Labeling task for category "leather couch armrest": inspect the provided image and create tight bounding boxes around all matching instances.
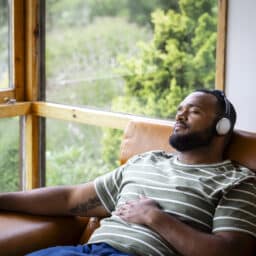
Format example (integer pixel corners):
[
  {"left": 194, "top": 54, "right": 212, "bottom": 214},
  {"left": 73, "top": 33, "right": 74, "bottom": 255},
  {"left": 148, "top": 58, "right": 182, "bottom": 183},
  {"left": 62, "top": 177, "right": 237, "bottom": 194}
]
[
  {"left": 0, "top": 212, "right": 88, "bottom": 256},
  {"left": 79, "top": 217, "right": 100, "bottom": 244}
]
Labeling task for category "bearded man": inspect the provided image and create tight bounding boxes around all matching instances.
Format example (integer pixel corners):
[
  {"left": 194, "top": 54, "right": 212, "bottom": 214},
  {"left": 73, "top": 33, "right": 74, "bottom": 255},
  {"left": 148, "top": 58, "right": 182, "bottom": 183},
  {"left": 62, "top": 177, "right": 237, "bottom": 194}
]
[{"left": 0, "top": 90, "right": 255, "bottom": 256}]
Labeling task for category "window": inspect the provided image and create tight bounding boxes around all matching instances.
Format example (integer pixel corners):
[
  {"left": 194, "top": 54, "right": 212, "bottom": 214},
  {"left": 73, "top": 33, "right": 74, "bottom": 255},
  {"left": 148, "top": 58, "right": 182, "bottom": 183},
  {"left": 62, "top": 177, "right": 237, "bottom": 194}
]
[
  {"left": 0, "top": 1, "right": 23, "bottom": 191},
  {"left": 0, "top": 0, "right": 25, "bottom": 104},
  {"left": 46, "top": 120, "right": 121, "bottom": 185},
  {"left": 46, "top": 0, "right": 219, "bottom": 120},
  {"left": 0, "top": 118, "right": 19, "bottom": 192},
  {"left": 0, "top": 0, "right": 10, "bottom": 89},
  {"left": 0, "top": 0, "right": 228, "bottom": 190},
  {"left": 45, "top": 0, "right": 222, "bottom": 186}
]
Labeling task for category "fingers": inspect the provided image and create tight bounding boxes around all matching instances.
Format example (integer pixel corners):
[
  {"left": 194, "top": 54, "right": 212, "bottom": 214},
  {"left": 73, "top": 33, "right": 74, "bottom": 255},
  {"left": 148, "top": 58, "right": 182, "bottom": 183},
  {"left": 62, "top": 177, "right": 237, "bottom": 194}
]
[
  {"left": 126, "top": 194, "right": 148, "bottom": 204},
  {"left": 113, "top": 202, "right": 130, "bottom": 215},
  {"left": 113, "top": 195, "right": 151, "bottom": 216}
]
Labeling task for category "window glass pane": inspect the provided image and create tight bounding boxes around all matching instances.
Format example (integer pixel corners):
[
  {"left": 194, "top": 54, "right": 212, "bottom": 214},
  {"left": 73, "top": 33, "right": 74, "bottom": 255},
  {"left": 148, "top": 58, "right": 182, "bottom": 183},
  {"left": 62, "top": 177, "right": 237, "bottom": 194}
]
[
  {"left": 0, "top": 0, "right": 10, "bottom": 89},
  {"left": 46, "top": 0, "right": 217, "bottom": 120},
  {"left": 46, "top": 120, "right": 120, "bottom": 186},
  {"left": 46, "top": 0, "right": 217, "bottom": 118},
  {"left": 46, "top": 1, "right": 218, "bottom": 182},
  {"left": 0, "top": 118, "right": 20, "bottom": 192}
]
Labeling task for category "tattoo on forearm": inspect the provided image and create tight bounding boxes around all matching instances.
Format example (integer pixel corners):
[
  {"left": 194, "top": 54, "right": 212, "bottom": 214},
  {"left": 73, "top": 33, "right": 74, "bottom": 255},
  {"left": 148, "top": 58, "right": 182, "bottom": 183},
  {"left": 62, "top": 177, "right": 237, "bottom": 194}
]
[{"left": 69, "top": 196, "right": 101, "bottom": 215}]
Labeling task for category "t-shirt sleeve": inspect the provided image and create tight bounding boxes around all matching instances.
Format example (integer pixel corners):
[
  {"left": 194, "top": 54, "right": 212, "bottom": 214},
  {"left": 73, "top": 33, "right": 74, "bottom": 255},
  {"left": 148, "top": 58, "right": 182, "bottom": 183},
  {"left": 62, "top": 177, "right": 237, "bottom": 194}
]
[
  {"left": 93, "top": 153, "right": 148, "bottom": 213},
  {"left": 94, "top": 165, "right": 123, "bottom": 213},
  {"left": 213, "top": 178, "right": 256, "bottom": 238}
]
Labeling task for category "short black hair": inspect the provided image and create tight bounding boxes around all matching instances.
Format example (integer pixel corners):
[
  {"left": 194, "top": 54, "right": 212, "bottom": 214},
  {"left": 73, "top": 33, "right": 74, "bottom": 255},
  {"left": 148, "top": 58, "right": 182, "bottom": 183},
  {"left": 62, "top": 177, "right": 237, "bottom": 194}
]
[{"left": 196, "top": 89, "right": 237, "bottom": 132}]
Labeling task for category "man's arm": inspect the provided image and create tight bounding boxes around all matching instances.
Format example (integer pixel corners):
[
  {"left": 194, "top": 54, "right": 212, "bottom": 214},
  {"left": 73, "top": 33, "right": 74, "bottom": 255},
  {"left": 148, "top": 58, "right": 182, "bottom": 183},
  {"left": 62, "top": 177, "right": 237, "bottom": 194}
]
[
  {"left": 0, "top": 182, "right": 109, "bottom": 218},
  {"left": 114, "top": 196, "right": 255, "bottom": 256}
]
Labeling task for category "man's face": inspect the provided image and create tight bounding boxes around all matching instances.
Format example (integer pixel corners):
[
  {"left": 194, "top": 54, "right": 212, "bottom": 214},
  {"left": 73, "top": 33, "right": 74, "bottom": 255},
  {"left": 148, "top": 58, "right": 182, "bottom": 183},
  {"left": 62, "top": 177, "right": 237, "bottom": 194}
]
[{"left": 169, "top": 92, "right": 219, "bottom": 151}]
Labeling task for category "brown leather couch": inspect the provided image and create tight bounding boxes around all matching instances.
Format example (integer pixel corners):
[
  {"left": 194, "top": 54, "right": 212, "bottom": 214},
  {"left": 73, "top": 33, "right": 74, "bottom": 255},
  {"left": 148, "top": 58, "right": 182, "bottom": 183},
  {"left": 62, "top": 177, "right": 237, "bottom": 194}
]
[{"left": 0, "top": 120, "right": 255, "bottom": 256}]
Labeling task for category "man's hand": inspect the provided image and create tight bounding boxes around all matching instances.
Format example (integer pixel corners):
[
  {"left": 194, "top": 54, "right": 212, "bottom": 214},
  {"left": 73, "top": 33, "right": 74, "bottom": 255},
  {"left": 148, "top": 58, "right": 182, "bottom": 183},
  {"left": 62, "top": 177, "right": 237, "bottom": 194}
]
[{"left": 113, "top": 195, "right": 161, "bottom": 226}]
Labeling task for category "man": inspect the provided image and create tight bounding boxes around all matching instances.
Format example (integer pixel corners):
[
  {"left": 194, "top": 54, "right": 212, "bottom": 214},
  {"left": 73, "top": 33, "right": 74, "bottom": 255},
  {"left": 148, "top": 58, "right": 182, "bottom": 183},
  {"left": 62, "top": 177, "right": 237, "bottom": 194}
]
[{"left": 0, "top": 90, "right": 255, "bottom": 256}]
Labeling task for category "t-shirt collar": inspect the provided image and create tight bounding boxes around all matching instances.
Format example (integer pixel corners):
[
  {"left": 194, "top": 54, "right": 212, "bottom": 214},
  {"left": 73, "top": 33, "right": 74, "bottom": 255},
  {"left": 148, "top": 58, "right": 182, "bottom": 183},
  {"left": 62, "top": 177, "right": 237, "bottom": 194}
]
[{"left": 173, "top": 155, "right": 231, "bottom": 168}]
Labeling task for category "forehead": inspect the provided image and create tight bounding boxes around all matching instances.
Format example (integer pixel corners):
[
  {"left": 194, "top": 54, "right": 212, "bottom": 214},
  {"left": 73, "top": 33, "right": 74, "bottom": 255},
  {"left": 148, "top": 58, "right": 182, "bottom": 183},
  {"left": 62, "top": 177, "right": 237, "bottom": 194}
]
[{"left": 180, "top": 92, "right": 218, "bottom": 110}]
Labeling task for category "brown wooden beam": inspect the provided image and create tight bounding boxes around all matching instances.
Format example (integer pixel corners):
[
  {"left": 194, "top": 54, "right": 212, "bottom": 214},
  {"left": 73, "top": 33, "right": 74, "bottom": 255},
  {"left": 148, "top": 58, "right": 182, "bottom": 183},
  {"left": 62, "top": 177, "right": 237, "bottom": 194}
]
[
  {"left": 32, "top": 102, "right": 174, "bottom": 130},
  {"left": 215, "top": 0, "right": 228, "bottom": 91},
  {"left": 23, "top": 0, "right": 40, "bottom": 190}
]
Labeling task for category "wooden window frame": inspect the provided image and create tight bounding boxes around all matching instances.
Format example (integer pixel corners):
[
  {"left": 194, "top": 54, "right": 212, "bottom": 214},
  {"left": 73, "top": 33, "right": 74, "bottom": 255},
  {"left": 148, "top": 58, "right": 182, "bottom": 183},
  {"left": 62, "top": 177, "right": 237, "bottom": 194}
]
[
  {"left": 0, "top": 0, "right": 24, "bottom": 103},
  {"left": 0, "top": 0, "right": 228, "bottom": 190},
  {"left": 215, "top": 0, "right": 228, "bottom": 90}
]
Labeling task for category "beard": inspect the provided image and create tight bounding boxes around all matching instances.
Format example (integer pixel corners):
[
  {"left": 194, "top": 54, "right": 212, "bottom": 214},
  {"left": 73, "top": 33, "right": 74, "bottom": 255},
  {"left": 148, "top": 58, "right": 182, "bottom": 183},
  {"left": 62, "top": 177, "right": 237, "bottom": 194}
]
[{"left": 169, "top": 124, "right": 216, "bottom": 152}]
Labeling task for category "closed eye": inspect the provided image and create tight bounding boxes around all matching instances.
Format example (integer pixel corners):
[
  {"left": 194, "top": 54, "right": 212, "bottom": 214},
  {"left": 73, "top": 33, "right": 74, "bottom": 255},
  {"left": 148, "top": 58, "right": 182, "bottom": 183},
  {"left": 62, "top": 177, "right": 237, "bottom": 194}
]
[{"left": 189, "top": 108, "right": 201, "bottom": 114}]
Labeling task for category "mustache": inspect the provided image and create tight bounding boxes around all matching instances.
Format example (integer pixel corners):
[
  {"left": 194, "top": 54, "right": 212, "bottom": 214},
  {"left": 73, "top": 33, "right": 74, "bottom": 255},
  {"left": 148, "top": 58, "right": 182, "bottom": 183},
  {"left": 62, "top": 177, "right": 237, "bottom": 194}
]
[{"left": 174, "top": 121, "right": 189, "bottom": 129}]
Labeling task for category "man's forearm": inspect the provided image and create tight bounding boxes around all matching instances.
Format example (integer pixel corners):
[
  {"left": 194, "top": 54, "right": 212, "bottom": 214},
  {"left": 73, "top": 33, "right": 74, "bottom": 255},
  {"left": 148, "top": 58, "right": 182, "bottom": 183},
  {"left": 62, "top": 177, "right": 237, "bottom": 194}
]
[
  {"left": 0, "top": 186, "right": 78, "bottom": 216},
  {"left": 0, "top": 182, "right": 108, "bottom": 217}
]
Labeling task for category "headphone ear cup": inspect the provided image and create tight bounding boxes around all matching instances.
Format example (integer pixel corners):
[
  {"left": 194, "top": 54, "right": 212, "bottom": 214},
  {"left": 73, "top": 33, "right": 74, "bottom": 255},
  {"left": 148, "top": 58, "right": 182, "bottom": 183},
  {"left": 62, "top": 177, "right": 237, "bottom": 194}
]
[{"left": 216, "top": 117, "right": 231, "bottom": 135}]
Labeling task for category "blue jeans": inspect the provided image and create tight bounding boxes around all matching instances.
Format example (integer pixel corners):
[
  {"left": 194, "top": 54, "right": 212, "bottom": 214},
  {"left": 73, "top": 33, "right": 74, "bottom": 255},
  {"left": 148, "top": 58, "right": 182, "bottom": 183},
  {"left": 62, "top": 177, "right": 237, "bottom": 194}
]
[{"left": 26, "top": 242, "right": 133, "bottom": 256}]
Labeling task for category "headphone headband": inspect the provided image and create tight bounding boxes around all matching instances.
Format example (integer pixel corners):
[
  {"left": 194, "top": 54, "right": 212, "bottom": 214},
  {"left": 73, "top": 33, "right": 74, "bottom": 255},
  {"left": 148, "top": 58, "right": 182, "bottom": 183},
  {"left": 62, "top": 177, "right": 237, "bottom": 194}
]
[{"left": 217, "top": 90, "right": 231, "bottom": 119}]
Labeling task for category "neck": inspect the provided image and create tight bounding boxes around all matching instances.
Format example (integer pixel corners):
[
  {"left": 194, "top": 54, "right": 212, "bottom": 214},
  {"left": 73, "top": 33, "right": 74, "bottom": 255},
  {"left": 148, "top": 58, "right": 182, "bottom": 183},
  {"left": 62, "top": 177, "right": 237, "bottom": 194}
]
[{"left": 176, "top": 147, "right": 224, "bottom": 165}]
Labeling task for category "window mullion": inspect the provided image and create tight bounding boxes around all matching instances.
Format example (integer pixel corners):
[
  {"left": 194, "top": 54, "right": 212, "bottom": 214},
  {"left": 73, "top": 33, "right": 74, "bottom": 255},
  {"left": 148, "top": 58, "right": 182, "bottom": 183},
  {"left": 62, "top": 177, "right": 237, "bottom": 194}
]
[{"left": 21, "top": 0, "right": 44, "bottom": 190}]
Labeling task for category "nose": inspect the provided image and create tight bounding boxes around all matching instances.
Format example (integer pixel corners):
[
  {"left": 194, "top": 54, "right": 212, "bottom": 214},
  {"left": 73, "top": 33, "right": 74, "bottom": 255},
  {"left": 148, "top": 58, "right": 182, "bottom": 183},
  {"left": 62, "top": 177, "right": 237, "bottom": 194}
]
[{"left": 175, "top": 109, "right": 187, "bottom": 122}]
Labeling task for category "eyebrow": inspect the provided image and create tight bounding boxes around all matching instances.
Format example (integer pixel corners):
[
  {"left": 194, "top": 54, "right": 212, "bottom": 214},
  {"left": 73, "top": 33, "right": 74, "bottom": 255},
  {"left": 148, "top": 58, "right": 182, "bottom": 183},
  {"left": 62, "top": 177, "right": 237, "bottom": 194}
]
[{"left": 178, "top": 103, "right": 203, "bottom": 110}]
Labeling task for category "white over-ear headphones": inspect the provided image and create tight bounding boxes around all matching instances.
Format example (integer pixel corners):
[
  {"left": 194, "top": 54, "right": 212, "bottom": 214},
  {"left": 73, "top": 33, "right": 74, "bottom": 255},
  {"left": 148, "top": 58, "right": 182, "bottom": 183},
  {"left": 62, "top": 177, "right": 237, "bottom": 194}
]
[
  {"left": 216, "top": 117, "right": 231, "bottom": 135},
  {"left": 215, "top": 92, "right": 232, "bottom": 135}
]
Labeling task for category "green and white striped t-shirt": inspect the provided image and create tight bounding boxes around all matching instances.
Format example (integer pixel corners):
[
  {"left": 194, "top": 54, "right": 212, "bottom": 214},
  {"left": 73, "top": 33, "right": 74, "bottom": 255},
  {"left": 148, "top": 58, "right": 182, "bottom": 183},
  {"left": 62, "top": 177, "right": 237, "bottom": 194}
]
[{"left": 88, "top": 151, "right": 256, "bottom": 256}]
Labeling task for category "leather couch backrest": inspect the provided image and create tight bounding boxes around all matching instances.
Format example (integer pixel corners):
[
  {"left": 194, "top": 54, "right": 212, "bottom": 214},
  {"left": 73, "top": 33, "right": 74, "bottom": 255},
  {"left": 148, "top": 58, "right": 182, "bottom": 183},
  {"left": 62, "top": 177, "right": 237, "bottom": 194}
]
[{"left": 120, "top": 120, "right": 175, "bottom": 165}]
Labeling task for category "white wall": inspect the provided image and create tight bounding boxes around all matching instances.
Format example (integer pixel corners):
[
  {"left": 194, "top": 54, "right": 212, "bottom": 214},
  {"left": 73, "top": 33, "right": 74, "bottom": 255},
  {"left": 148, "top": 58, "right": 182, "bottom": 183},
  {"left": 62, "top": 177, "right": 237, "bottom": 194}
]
[{"left": 225, "top": 0, "right": 256, "bottom": 132}]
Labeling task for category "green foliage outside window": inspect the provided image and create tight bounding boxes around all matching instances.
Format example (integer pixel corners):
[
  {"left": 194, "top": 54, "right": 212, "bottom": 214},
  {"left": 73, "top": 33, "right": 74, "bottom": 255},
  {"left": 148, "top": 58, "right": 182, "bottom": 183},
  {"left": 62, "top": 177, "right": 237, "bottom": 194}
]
[
  {"left": 115, "top": 0, "right": 217, "bottom": 119},
  {"left": 102, "top": 0, "right": 217, "bottom": 169},
  {"left": 87, "top": 0, "right": 179, "bottom": 26},
  {"left": 0, "top": 119, "right": 19, "bottom": 192}
]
